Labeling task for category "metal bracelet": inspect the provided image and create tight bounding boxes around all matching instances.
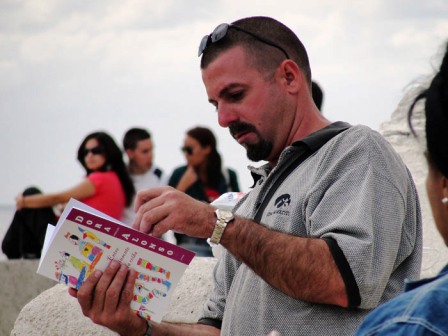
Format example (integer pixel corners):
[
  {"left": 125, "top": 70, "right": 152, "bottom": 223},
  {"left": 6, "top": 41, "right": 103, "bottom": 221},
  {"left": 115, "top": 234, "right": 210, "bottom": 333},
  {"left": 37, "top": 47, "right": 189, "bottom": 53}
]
[{"left": 143, "top": 320, "right": 153, "bottom": 336}]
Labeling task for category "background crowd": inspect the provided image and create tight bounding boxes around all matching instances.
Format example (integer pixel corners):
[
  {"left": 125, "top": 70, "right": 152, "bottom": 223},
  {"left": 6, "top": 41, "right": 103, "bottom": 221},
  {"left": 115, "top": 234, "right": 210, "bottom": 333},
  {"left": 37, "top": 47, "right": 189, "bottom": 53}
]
[{"left": 2, "top": 125, "right": 240, "bottom": 259}]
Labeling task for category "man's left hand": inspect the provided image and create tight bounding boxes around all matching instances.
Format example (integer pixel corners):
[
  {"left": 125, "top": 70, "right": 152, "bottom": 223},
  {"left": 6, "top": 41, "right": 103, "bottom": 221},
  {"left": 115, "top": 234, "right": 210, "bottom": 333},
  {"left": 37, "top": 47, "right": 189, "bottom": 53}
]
[{"left": 68, "top": 260, "right": 147, "bottom": 336}]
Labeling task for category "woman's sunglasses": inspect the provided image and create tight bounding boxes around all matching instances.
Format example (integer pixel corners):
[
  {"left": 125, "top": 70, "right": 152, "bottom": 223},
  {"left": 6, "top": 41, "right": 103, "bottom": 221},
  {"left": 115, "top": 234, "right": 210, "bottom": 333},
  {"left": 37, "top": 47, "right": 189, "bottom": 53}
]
[
  {"left": 83, "top": 146, "right": 104, "bottom": 157},
  {"left": 181, "top": 146, "right": 194, "bottom": 155}
]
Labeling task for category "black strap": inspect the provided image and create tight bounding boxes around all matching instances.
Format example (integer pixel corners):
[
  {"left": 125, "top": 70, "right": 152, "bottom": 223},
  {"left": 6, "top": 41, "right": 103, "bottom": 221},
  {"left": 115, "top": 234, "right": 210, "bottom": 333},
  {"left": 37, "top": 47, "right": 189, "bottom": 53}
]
[{"left": 253, "top": 122, "right": 351, "bottom": 223}]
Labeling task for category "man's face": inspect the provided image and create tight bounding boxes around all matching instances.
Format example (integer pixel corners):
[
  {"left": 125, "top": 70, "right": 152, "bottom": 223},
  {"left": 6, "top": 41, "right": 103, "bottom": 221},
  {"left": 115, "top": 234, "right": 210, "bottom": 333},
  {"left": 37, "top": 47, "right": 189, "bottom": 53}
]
[
  {"left": 201, "top": 46, "right": 290, "bottom": 163},
  {"left": 127, "top": 138, "right": 153, "bottom": 173}
]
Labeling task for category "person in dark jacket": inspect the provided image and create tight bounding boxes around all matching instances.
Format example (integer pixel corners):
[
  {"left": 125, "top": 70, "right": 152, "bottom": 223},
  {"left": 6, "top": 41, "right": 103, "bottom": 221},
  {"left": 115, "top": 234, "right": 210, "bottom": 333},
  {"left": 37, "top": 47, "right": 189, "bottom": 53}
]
[{"left": 169, "top": 126, "right": 240, "bottom": 256}]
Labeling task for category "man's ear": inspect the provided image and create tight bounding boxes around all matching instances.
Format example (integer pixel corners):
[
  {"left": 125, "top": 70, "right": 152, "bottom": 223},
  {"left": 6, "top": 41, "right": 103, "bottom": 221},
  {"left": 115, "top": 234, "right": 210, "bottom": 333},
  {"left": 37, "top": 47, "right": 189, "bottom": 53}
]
[
  {"left": 125, "top": 149, "right": 134, "bottom": 160},
  {"left": 280, "top": 60, "right": 303, "bottom": 93}
]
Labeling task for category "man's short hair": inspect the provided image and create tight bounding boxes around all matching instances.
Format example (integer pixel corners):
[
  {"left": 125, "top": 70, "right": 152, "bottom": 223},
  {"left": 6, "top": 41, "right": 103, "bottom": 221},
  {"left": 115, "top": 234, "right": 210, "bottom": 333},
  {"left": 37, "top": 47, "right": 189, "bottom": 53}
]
[
  {"left": 123, "top": 128, "right": 151, "bottom": 150},
  {"left": 200, "top": 16, "right": 312, "bottom": 86}
]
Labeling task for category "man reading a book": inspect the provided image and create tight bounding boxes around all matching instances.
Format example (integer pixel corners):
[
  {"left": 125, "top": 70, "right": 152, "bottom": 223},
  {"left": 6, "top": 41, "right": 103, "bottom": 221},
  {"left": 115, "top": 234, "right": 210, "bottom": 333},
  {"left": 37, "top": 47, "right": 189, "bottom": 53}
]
[{"left": 69, "top": 16, "right": 422, "bottom": 336}]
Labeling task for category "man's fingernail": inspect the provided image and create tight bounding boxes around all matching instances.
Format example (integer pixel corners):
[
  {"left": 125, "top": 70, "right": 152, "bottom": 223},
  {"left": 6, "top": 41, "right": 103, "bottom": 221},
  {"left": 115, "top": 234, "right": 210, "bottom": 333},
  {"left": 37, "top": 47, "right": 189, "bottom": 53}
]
[{"left": 109, "top": 260, "right": 119, "bottom": 269}]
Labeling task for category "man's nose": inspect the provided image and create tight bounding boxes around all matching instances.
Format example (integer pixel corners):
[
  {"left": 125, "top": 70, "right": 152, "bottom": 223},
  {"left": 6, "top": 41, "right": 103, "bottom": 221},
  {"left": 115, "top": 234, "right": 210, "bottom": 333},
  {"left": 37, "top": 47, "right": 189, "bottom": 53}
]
[{"left": 217, "top": 105, "right": 239, "bottom": 128}]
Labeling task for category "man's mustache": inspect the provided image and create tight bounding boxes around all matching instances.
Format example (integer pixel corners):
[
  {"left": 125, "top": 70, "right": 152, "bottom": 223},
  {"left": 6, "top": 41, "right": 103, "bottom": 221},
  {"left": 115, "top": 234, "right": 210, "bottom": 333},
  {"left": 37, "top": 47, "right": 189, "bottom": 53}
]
[{"left": 229, "top": 122, "right": 257, "bottom": 139}]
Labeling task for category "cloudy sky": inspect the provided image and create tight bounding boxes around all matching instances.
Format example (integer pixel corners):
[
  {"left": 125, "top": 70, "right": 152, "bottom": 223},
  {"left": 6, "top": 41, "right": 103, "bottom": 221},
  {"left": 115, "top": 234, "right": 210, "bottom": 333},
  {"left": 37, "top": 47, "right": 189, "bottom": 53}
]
[{"left": 0, "top": 0, "right": 447, "bottom": 206}]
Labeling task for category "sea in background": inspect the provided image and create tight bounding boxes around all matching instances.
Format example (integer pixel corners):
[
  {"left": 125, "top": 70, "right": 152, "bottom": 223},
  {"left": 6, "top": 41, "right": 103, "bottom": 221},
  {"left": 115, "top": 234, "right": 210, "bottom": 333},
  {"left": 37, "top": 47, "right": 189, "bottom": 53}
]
[{"left": 0, "top": 205, "right": 15, "bottom": 261}]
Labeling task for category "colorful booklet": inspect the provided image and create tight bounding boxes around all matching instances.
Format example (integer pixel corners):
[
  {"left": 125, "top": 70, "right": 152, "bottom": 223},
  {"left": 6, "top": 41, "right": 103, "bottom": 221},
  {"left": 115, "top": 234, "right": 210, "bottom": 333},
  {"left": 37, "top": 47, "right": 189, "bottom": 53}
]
[{"left": 37, "top": 198, "right": 195, "bottom": 323}]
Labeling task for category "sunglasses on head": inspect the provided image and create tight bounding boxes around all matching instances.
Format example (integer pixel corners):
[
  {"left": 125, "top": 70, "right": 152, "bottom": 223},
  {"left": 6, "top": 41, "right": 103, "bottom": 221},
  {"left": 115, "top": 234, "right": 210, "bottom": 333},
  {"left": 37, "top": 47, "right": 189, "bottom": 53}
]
[
  {"left": 181, "top": 146, "right": 194, "bottom": 155},
  {"left": 198, "top": 23, "right": 290, "bottom": 59},
  {"left": 83, "top": 146, "right": 104, "bottom": 157}
]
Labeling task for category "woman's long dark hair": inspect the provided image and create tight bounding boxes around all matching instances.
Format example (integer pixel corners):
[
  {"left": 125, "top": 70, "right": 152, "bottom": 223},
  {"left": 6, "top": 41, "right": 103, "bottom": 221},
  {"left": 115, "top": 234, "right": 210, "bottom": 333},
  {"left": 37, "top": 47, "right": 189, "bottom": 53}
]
[
  {"left": 77, "top": 131, "right": 135, "bottom": 206},
  {"left": 408, "top": 43, "right": 448, "bottom": 179},
  {"left": 187, "top": 127, "right": 222, "bottom": 188}
]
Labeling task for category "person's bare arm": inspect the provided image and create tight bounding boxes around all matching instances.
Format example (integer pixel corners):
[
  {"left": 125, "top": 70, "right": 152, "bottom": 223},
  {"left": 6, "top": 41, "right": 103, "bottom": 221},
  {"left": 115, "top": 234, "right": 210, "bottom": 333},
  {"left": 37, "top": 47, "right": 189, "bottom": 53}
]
[
  {"left": 133, "top": 187, "right": 348, "bottom": 307},
  {"left": 16, "top": 178, "right": 95, "bottom": 210},
  {"left": 69, "top": 260, "right": 219, "bottom": 336},
  {"left": 222, "top": 216, "right": 348, "bottom": 307},
  {"left": 174, "top": 166, "right": 198, "bottom": 192},
  {"left": 151, "top": 322, "right": 220, "bottom": 336}
]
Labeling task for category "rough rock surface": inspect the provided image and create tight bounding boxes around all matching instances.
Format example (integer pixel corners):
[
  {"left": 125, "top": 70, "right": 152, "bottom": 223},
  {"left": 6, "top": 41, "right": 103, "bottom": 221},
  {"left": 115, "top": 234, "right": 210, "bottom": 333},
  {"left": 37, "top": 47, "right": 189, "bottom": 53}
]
[
  {"left": 10, "top": 257, "right": 217, "bottom": 336},
  {"left": 0, "top": 260, "right": 54, "bottom": 336},
  {"left": 379, "top": 85, "right": 448, "bottom": 278}
]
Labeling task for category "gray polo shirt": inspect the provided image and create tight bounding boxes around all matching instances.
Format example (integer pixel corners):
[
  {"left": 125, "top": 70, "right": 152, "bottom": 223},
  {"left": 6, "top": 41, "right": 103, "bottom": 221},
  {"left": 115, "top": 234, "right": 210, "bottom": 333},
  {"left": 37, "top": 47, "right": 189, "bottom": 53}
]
[{"left": 199, "top": 124, "right": 422, "bottom": 336}]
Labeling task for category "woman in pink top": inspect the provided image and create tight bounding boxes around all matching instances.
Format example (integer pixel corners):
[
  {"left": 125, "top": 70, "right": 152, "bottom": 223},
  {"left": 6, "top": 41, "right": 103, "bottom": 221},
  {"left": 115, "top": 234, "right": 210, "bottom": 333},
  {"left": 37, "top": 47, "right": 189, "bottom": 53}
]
[
  {"left": 2, "top": 131, "right": 135, "bottom": 259},
  {"left": 75, "top": 131, "right": 134, "bottom": 218}
]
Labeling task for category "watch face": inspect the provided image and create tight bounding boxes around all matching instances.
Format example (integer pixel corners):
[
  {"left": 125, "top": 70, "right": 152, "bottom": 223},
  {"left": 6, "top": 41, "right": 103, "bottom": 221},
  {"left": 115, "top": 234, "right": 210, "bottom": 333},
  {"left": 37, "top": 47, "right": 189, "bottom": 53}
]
[{"left": 218, "top": 210, "right": 234, "bottom": 221}]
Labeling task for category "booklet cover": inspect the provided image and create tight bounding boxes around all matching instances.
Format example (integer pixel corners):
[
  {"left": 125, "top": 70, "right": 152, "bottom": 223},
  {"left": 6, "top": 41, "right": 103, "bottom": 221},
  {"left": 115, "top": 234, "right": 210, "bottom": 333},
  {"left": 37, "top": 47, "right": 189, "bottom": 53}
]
[{"left": 37, "top": 198, "right": 195, "bottom": 323}]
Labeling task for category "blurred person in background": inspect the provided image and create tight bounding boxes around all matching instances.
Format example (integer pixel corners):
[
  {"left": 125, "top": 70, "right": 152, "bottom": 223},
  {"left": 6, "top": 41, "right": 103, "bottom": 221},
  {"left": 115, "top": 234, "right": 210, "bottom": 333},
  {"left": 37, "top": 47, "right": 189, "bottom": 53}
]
[
  {"left": 312, "top": 80, "right": 324, "bottom": 111},
  {"left": 168, "top": 126, "right": 240, "bottom": 256},
  {"left": 1, "top": 131, "right": 134, "bottom": 259},
  {"left": 121, "top": 127, "right": 175, "bottom": 243}
]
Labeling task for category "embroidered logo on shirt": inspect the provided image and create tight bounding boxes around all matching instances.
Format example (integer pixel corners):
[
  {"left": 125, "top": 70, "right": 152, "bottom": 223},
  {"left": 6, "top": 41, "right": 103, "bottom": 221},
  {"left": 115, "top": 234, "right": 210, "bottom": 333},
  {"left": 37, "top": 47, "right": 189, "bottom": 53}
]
[
  {"left": 275, "top": 194, "right": 291, "bottom": 208},
  {"left": 266, "top": 193, "right": 291, "bottom": 217}
]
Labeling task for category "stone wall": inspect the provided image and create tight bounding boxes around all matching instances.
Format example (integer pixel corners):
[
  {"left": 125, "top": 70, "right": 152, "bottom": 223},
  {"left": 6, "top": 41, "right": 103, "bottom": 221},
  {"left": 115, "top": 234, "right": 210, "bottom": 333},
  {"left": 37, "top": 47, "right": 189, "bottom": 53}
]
[
  {"left": 379, "top": 86, "right": 448, "bottom": 278},
  {"left": 10, "top": 257, "right": 217, "bottom": 336},
  {"left": 0, "top": 260, "right": 54, "bottom": 336}
]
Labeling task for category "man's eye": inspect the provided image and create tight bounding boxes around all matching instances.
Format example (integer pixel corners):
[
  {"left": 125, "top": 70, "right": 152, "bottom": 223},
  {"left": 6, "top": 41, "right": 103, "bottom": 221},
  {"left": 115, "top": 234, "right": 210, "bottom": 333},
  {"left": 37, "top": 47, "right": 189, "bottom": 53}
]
[{"left": 229, "top": 91, "right": 244, "bottom": 101}]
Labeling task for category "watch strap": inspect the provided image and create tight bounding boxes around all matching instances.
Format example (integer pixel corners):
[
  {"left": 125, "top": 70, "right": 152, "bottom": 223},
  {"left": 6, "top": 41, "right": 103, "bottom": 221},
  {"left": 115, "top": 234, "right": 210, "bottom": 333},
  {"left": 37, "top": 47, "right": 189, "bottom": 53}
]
[
  {"left": 143, "top": 320, "right": 153, "bottom": 336},
  {"left": 209, "top": 209, "right": 234, "bottom": 245}
]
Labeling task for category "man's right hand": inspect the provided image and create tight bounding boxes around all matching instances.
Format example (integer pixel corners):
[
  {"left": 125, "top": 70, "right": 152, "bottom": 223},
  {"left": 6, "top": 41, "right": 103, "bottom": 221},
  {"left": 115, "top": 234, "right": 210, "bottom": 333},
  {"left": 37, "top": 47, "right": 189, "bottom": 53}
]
[{"left": 132, "top": 187, "right": 216, "bottom": 240}]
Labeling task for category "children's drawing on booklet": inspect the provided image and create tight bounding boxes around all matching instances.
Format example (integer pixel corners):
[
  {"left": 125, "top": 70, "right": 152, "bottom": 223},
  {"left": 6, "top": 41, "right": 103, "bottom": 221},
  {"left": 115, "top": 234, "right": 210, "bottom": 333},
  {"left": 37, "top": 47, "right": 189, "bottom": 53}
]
[
  {"left": 37, "top": 199, "right": 195, "bottom": 323},
  {"left": 134, "top": 257, "right": 172, "bottom": 320},
  {"left": 54, "top": 225, "right": 110, "bottom": 287},
  {"left": 51, "top": 224, "right": 178, "bottom": 321}
]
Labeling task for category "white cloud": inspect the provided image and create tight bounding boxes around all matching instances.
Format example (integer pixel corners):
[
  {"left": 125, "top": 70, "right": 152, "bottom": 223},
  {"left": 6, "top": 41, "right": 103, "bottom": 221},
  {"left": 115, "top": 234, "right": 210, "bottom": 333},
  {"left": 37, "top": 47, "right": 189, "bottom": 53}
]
[{"left": 0, "top": 0, "right": 447, "bottom": 205}]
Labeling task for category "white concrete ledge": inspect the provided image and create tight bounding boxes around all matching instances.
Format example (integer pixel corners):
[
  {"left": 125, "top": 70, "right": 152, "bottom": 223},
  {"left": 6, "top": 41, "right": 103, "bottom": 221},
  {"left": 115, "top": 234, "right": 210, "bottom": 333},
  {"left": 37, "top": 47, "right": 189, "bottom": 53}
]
[
  {"left": 11, "top": 257, "right": 217, "bottom": 336},
  {"left": 0, "top": 260, "right": 55, "bottom": 336}
]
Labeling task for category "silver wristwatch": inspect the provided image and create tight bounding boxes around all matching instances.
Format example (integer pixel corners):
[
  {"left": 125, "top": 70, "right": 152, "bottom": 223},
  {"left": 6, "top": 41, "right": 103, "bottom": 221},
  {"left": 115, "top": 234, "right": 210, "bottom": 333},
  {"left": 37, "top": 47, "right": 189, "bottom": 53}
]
[{"left": 209, "top": 209, "right": 234, "bottom": 245}]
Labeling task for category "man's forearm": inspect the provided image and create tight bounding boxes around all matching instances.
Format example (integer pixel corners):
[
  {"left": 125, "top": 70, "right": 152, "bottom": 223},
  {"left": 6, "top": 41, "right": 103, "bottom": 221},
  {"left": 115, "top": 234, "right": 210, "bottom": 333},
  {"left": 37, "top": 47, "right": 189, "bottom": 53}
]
[
  {"left": 152, "top": 322, "right": 220, "bottom": 336},
  {"left": 220, "top": 217, "right": 349, "bottom": 307}
]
